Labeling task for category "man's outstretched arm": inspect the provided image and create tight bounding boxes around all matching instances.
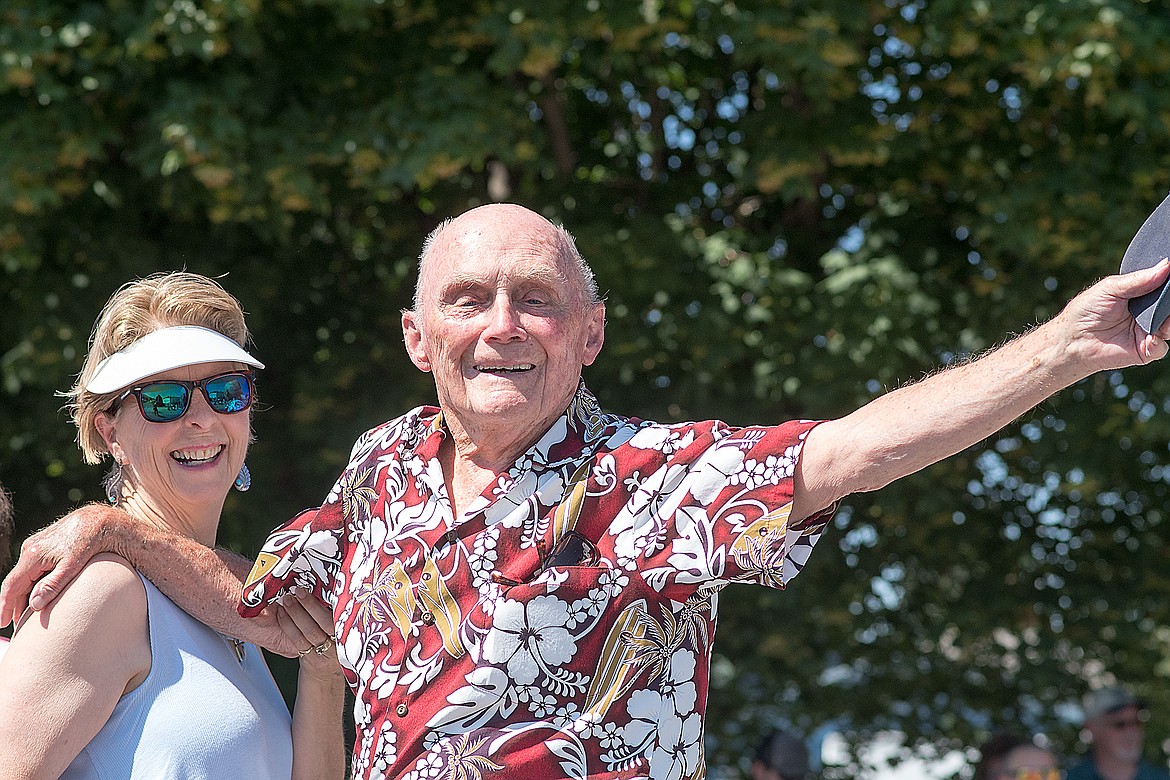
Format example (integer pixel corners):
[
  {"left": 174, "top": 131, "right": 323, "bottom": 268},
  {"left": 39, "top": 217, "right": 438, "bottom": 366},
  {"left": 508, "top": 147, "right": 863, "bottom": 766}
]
[
  {"left": 0, "top": 503, "right": 298, "bottom": 657},
  {"left": 792, "top": 261, "right": 1170, "bottom": 521}
]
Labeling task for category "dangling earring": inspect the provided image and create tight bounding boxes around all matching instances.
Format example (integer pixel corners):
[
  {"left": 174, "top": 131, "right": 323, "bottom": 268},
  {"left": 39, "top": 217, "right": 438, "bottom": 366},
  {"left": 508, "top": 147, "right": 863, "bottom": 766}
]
[
  {"left": 234, "top": 462, "right": 251, "bottom": 492},
  {"left": 104, "top": 462, "right": 124, "bottom": 504}
]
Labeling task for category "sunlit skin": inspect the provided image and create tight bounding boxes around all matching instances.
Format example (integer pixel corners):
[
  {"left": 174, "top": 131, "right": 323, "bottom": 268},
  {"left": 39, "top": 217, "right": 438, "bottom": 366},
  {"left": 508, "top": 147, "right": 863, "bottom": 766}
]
[
  {"left": 402, "top": 204, "right": 605, "bottom": 514},
  {"left": 94, "top": 360, "right": 251, "bottom": 546},
  {"left": 3, "top": 211, "right": 1170, "bottom": 780}
]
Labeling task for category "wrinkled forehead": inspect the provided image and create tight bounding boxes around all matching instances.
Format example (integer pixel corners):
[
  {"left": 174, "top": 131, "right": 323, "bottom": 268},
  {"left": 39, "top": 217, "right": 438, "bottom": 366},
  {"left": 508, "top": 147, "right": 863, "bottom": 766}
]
[
  {"left": 435, "top": 262, "right": 573, "bottom": 296},
  {"left": 421, "top": 225, "right": 582, "bottom": 300}
]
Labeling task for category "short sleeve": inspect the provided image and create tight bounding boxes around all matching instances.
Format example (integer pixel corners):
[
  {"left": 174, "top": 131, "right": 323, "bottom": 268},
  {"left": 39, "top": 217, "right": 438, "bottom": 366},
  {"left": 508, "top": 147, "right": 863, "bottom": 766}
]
[
  {"left": 697, "top": 419, "right": 836, "bottom": 589},
  {"left": 607, "top": 418, "right": 835, "bottom": 595},
  {"left": 238, "top": 501, "right": 346, "bottom": 617}
]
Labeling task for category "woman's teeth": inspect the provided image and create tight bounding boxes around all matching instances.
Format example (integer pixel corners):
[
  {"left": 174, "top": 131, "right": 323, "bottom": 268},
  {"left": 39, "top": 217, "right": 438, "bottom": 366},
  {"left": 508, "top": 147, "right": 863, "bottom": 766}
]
[{"left": 171, "top": 445, "right": 224, "bottom": 464}]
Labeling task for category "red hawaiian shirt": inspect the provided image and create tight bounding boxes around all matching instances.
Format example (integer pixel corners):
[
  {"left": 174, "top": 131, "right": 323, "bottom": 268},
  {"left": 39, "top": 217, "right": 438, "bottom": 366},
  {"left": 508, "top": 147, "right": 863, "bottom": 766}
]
[{"left": 240, "top": 384, "right": 833, "bottom": 780}]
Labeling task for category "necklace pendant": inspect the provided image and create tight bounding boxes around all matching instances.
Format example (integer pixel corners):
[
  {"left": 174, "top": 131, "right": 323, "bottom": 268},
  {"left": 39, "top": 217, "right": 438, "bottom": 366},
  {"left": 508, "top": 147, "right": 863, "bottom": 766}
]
[{"left": 222, "top": 634, "right": 246, "bottom": 664}]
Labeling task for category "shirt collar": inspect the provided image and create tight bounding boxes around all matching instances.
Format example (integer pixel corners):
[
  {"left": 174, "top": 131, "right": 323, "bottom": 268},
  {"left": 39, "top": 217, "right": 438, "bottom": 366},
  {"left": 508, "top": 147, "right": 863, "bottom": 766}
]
[{"left": 413, "top": 382, "right": 609, "bottom": 518}]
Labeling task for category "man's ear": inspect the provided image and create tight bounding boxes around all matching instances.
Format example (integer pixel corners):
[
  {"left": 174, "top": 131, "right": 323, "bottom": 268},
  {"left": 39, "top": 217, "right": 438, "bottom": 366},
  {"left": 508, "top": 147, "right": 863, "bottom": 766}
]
[
  {"left": 401, "top": 310, "right": 433, "bottom": 373},
  {"left": 94, "top": 411, "right": 126, "bottom": 464},
  {"left": 581, "top": 303, "right": 606, "bottom": 367}
]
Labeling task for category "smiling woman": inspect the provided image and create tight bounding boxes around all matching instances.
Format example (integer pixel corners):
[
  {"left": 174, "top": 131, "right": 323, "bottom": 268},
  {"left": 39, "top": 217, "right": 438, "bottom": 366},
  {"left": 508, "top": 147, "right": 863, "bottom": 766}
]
[{"left": 0, "top": 273, "right": 345, "bottom": 779}]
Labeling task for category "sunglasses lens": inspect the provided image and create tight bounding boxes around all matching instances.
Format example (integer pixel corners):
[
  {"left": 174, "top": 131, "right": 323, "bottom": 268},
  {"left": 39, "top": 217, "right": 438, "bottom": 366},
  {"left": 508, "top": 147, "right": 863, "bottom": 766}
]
[
  {"left": 137, "top": 382, "right": 191, "bottom": 422},
  {"left": 205, "top": 373, "right": 252, "bottom": 414}
]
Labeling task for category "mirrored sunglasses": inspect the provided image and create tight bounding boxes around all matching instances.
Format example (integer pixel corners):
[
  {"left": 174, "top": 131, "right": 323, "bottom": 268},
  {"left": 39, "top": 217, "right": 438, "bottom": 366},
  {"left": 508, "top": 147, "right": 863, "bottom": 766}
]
[{"left": 118, "top": 371, "right": 255, "bottom": 423}]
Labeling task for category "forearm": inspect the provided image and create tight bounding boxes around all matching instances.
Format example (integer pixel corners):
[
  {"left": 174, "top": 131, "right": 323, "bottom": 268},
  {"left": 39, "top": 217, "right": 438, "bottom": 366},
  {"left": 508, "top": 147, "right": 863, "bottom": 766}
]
[
  {"left": 797, "top": 315, "right": 1089, "bottom": 515},
  {"left": 103, "top": 518, "right": 296, "bottom": 655},
  {"left": 291, "top": 663, "right": 348, "bottom": 780}
]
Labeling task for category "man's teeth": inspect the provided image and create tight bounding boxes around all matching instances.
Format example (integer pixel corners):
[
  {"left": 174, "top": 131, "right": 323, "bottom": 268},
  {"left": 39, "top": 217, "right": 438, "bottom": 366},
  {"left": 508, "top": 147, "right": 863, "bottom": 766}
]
[
  {"left": 172, "top": 445, "right": 224, "bottom": 464},
  {"left": 477, "top": 364, "right": 534, "bottom": 372}
]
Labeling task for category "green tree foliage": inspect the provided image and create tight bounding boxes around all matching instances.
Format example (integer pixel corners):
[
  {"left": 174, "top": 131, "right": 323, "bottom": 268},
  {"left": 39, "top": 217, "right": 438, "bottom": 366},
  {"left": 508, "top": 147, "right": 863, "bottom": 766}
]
[{"left": 4, "top": 0, "right": 1170, "bottom": 776}]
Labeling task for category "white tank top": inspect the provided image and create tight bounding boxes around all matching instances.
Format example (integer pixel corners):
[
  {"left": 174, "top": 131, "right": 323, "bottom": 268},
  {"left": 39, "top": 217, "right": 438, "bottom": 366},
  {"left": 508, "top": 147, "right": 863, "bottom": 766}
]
[{"left": 60, "top": 574, "right": 293, "bottom": 779}]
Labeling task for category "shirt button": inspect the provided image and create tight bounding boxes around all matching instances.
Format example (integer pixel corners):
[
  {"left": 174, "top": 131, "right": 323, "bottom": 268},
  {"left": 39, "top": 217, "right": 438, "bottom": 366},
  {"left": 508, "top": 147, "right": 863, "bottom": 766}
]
[
  {"left": 420, "top": 610, "right": 436, "bottom": 625},
  {"left": 396, "top": 703, "right": 409, "bottom": 718}
]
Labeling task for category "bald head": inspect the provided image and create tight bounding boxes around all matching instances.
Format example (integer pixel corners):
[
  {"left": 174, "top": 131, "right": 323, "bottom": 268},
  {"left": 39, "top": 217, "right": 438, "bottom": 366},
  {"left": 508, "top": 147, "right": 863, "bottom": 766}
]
[{"left": 413, "top": 204, "right": 600, "bottom": 312}]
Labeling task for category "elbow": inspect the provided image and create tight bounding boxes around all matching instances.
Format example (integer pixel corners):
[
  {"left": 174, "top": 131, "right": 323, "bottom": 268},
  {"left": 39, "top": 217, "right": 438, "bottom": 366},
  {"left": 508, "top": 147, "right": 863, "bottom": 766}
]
[{"left": 824, "top": 449, "right": 907, "bottom": 501}]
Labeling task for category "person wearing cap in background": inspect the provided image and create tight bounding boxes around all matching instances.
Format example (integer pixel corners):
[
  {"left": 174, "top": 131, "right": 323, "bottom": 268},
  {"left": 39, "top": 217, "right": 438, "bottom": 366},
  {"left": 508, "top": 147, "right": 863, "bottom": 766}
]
[
  {"left": 1067, "top": 685, "right": 1170, "bottom": 780},
  {"left": 753, "top": 729, "right": 813, "bottom": 780},
  {"left": 0, "top": 273, "right": 346, "bottom": 778}
]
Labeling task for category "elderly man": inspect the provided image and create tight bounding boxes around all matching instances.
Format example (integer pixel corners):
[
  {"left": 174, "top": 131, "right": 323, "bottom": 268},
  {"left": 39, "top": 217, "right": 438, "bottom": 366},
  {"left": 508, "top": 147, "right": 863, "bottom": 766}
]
[
  {"left": 3, "top": 203, "right": 1170, "bottom": 780},
  {"left": 1068, "top": 686, "right": 1170, "bottom": 780}
]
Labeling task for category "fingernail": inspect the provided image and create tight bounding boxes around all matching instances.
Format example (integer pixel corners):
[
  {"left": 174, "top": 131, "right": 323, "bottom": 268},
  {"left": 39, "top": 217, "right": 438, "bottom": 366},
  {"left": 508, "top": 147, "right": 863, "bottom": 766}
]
[{"left": 29, "top": 594, "right": 44, "bottom": 611}]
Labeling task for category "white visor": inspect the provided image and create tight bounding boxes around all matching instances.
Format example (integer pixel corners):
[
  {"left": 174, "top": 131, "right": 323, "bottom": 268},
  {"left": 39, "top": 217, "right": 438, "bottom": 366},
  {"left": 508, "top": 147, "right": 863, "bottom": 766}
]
[{"left": 85, "top": 325, "right": 265, "bottom": 395}]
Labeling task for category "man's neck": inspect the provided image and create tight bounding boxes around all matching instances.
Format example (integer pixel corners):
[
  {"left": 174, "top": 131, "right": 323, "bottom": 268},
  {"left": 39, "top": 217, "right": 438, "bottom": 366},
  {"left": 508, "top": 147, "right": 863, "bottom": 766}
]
[
  {"left": 440, "top": 443, "right": 501, "bottom": 521},
  {"left": 442, "top": 400, "right": 563, "bottom": 465},
  {"left": 439, "top": 418, "right": 550, "bottom": 521},
  {"left": 435, "top": 391, "right": 582, "bottom": 518}
]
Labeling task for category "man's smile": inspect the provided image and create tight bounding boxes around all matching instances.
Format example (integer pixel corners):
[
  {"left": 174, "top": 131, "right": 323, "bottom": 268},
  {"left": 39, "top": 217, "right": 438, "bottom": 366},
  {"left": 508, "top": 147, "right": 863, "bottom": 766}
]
[{"left": 473, "top": 363, "right": 536, "bottom": 374}]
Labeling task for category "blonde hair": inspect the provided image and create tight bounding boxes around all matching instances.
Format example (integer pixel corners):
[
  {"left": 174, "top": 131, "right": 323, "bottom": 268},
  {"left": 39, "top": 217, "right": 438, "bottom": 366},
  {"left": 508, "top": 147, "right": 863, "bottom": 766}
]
[{"left": 65, "top": 273, "right": 251, "bottom": 464}]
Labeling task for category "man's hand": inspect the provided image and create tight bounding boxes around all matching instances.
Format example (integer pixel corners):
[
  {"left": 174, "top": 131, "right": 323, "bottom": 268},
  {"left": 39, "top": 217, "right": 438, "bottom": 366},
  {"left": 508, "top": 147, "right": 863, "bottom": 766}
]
[
  {"left": 0, "top": 503, "right": 129, "bottom": 627},
  {"left": 279, "top": 590, "right": 343, "bottom": 681},
  {"left": 794, "top": 259, "right": 1170, "bottom": 521},
  {"left": 1056, "top": 258, "right": 1170, "bottom": 372}
]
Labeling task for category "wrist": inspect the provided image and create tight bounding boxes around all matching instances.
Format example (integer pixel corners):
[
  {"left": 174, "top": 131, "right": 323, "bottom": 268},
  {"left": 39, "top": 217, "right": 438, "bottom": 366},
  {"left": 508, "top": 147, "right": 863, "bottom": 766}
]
[
  {"left": 99, "top": 506, "right": 143, "bottom": 563},
  {"left": 74, "top": 502, "right": 134, "bottom": 557},
  {"left": 298, "top": 659, "right": 346, "bottom": 686},
  {"left": 1020, "top": 316, "right": 1089, "bottom": 391}
]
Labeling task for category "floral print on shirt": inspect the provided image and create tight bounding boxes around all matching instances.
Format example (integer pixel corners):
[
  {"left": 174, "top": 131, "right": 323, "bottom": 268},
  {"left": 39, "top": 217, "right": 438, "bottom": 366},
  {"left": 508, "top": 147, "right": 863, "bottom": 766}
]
[{"left": 240, "top": 384, "right": 833, "bottom": 780}]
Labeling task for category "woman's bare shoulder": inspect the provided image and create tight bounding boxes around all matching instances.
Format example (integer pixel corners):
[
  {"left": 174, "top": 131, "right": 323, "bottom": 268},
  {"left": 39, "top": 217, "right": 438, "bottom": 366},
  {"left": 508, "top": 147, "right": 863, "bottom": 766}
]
[{"left": 15, "top": 552, "right": 147, "bottom": 641}]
